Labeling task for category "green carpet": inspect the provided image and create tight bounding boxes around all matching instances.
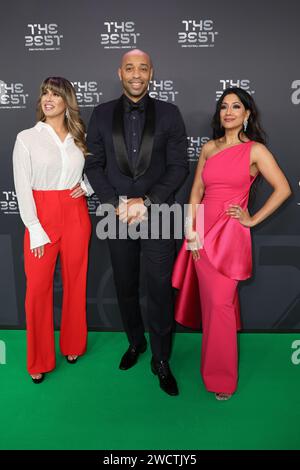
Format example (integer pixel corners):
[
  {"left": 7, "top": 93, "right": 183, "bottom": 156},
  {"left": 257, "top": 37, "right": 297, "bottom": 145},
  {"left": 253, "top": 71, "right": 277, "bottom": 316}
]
[{"left": 0, "top": 331, "right": 300, "bottom": 450}]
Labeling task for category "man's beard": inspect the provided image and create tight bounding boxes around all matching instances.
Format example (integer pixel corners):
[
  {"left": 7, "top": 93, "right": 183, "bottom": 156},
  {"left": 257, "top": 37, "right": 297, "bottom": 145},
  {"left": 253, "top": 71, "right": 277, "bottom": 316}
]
[{"left": 123, "top": 82, "right": 148, "bottom": 100}]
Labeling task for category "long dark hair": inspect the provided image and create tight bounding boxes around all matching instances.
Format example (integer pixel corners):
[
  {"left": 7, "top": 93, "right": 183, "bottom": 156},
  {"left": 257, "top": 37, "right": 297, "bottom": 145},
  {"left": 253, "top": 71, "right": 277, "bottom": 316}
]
[{"left": 211, "top": 87, "right": 267, "bottom": 204}]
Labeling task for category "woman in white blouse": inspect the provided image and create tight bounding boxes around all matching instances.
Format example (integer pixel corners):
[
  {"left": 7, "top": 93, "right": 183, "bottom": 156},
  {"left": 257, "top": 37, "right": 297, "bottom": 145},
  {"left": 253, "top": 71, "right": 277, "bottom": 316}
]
[{"left": 13, "top": 77, "right": 92, "bottom": 383}]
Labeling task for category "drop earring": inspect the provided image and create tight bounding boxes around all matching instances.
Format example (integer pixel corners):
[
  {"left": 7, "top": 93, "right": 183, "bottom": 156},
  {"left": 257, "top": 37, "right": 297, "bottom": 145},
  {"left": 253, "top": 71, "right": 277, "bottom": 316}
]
[
  {"left": 65, "top": 108, "right": 70, "bottom": 119},
  {"left": 243, "top": 119, "right": 248, "bottom": 132}
]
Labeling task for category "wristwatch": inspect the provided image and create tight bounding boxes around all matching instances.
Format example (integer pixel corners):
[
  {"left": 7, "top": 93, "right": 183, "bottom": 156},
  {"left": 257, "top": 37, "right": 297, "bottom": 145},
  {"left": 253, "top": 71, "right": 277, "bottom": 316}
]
[{"left": 143, "top": 195, "right": 152, "bottom": 208}]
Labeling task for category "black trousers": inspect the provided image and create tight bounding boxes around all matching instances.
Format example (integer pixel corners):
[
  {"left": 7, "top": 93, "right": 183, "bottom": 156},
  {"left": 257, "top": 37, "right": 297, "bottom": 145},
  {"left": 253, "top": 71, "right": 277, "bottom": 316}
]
[{"left": 107, "top": 234, "right": 175, "bottom": 361}]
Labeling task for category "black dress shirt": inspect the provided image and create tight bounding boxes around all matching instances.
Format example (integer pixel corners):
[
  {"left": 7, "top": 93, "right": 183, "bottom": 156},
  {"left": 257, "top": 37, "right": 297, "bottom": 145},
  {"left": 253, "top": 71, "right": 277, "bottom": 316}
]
[{"left": 123, "top": 94, "right": 148, "bottom": 169}]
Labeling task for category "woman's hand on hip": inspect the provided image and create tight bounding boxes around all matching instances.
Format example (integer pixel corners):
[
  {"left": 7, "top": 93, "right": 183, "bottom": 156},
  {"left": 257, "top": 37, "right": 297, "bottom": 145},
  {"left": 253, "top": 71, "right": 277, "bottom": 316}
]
[
  {"left": 226, "top": 205, "right": 254, "bottom": 227},
  {"left": 70, "top": 183, "right": 86, "bottom": 198}
]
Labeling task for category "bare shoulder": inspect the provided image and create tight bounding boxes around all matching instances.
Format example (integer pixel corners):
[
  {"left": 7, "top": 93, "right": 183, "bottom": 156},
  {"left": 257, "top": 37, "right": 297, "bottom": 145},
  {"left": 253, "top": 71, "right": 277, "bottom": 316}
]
[
  {"left": 251, "top": 141, "right": 267, "bottom": 152},
  {"left": 201, "top": 140, "right": 216, "bottom": 159},
  {"left": 251, "top": 142, "right": 272, "bottom": 162}
]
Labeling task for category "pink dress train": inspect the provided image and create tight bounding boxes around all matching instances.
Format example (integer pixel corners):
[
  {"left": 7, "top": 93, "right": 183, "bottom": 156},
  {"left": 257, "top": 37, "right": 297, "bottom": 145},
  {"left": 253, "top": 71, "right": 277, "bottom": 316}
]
[{"left": 172, "top": 141, "right": 257, "bottom": 394}]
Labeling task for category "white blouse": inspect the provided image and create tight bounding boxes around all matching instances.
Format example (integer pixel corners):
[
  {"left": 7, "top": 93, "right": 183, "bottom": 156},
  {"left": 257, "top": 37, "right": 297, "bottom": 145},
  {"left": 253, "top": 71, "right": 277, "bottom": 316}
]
[{"left": 13, "top": 121, "right": 91, "bottom": 250}]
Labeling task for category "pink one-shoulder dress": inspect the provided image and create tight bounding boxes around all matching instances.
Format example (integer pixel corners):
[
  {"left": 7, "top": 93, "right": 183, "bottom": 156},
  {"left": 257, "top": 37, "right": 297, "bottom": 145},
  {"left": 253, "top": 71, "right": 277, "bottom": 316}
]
[{"left": 172, "top": 141, "right": 258, "bottom": 394}]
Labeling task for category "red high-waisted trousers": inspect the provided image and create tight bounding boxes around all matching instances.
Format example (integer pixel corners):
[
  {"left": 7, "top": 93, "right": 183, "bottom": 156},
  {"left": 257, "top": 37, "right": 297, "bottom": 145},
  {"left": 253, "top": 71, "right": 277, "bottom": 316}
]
[{"left": 24, "top": 190, "right": 91, "bottom": 374}]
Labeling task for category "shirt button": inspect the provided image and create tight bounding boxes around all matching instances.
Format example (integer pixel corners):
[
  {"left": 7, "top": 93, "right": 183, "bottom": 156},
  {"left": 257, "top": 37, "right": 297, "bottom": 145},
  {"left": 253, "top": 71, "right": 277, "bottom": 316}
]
[
  {"left": 133, "top": 133, "right": 136, "bottom": 136},
  {"left": 133, "top": 149, "right": 137, "bottom": 152},
  {"left": 132, "top": 116, "right": 136, "bottom": 120}
]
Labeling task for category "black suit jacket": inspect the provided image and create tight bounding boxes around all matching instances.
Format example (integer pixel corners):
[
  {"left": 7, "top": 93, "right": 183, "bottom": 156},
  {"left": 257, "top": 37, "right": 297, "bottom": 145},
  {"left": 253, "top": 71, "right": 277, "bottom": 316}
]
[{"left": 84, "top": 95, "right": 189, "bottom": 205}]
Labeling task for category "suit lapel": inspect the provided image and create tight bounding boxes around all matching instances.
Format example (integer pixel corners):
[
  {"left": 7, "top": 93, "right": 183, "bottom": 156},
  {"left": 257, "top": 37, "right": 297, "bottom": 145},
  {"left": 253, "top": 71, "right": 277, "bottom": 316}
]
[
  {"left": 112, "top": 95, "right": 156, "bottom": 180},
  {"left": 112, "top": 96, "right": 134, "bottom": 178},
  {"left": 134, "top": 97, "right": 155, "bottom": 180}
]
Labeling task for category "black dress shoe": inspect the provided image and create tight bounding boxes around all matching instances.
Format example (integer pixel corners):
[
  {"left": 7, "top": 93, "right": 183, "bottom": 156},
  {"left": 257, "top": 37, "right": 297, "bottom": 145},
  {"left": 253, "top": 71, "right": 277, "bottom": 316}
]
[
  {"left": 119, "top": 342, "right": 147, "bottom": 370},
  {"left": 65, "top": 355, "right": 78, "bottom": 364},
  {"left": 151, "top": 358, "right": 179, "bottom": 396},
  {"left": 31, "top": 373, "right": 45, "bottom": 384}
]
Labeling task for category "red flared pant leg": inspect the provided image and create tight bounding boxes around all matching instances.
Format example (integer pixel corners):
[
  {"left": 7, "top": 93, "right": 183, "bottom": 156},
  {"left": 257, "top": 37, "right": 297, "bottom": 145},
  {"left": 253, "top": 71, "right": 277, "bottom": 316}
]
[
  {"left": 24, "top": 231, "right": 60, "bottom": 374},
  {"left": 194, "top": 250, "right": 239, "bottom": 394},
  {"left": 59, "top": 197, "right": 91, "bottom": 356},
  {"left": 24, "top": 191, "right": 91, "bottom": 374}
]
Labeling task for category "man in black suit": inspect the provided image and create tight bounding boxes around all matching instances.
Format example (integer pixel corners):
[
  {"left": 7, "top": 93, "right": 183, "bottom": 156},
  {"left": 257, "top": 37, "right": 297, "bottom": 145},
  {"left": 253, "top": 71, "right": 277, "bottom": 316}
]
[{"left": 84, "top": 49, "right": 188, "bottom": 396}]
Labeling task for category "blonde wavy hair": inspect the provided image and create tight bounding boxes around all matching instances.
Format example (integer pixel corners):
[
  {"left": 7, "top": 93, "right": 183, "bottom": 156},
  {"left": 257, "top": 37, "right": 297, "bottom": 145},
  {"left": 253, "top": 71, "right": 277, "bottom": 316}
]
[{"left": 36, "top": 77, "right": 88, "bottom": 155}]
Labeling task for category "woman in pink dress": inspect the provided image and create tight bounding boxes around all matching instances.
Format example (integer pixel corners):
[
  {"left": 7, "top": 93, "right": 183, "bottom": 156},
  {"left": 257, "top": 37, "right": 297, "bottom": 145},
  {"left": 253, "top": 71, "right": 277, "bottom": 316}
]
[{"left": 172, "top": 87, "right": 291, "bottom": 400}]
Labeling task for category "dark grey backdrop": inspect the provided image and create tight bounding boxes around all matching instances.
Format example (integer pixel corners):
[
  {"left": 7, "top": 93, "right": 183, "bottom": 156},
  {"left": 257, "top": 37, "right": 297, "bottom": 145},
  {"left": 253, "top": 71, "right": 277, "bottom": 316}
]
[{"left": 0, "top": 0, "right": 299, "bottom": 330}]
